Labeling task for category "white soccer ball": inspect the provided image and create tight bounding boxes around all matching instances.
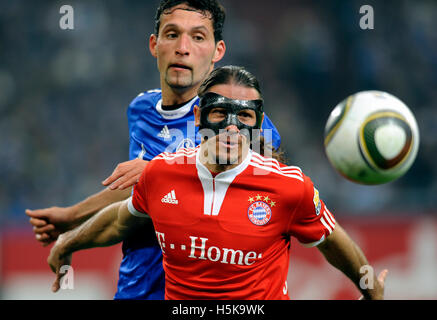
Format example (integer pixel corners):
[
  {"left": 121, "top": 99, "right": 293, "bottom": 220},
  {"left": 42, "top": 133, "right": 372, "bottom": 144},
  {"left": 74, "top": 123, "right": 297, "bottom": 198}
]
[{"left": 324, "top": 90, "right": 419, "bottom": 185}]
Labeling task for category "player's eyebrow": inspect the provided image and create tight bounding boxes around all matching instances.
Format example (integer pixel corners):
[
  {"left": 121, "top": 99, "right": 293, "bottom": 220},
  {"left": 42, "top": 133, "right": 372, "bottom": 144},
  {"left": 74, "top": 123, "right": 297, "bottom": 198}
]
[
  {"left": 162, "top": 24, "right": 210, "bottom": 34},
  {"left": 190, "top": 26, "right": 210, "bottom": 34}
]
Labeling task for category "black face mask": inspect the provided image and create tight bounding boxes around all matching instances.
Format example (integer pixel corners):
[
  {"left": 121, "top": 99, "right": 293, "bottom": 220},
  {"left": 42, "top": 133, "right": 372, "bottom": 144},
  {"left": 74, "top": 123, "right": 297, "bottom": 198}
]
[{"left": 198, "top": 92, "right": 264, "bottom": 142}]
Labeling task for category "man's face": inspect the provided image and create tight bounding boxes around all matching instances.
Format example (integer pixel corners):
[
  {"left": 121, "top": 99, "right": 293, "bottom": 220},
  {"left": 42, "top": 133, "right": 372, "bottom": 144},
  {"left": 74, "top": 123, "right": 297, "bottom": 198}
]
[
  {"left": 150, "top": 5, "right": 225, "bottom": 93},
  {"left": 195, "top": 83, "right": 262, "bottom": 167}
]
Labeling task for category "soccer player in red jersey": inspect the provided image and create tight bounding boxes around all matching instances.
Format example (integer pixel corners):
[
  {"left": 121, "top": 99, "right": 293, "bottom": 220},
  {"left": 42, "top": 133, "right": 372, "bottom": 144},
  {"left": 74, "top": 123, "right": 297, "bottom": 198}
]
[{"left": 48, "top": 66, "right": 387, "bottom": 300}]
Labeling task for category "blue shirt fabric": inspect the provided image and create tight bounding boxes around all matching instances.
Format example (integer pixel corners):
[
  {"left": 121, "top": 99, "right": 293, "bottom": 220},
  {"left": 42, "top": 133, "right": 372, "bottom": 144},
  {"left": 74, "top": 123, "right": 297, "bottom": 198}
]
[{"left": 114, "top": 89, "right": 281, "bottom": 300}]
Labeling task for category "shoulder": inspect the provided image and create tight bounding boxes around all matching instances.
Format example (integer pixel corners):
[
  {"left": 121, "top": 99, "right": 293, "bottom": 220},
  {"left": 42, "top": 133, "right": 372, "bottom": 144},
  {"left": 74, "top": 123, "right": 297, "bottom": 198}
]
[
  {"left": 128, "top": 89, "right": 162, "bottom": 110},
  {"left": 249, "top": 151, "right": 304, "bottom": 183},
  {"left": 150, "top": 146, "right": 198, "bottom": 166}
]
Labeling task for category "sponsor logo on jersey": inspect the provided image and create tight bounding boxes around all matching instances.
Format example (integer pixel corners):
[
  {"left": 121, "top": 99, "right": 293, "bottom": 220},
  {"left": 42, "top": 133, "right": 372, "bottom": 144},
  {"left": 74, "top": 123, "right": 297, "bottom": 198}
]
[
  {"left": 161, "top": 190, "right": 178, "bottom": 204},
  {"left": 155, "top": 233, "right": 263, "bottom": 266},
  {"left": 247, "top": 194, "right": 273, "bottom": 226},
  {"left": 158, "top": 125, "right": 171, "bottom": 139},
  {"left": 176, "top": 138, "right": 195, "bottom": 151},
  {"left": 313, "top": 188, "right": 321, "bottom": 216}
]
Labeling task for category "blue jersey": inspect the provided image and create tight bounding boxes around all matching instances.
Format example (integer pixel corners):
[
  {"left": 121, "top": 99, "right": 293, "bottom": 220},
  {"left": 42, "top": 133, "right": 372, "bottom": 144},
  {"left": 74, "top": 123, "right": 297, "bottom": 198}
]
[{"left": 114, "top": 89, "right": 281, "bottom": 300}]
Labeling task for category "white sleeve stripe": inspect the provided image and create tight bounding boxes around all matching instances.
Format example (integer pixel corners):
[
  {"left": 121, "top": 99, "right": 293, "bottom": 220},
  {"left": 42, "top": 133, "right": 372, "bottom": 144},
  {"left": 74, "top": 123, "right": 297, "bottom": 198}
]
[
  {"left": 325, "top": 207, "right": 336, "bottom": 223},
  {"left": 320, "top": 217, "right": 333, "bottom": 234},
  {"left": 250, "top": 156, "right": 303, "bottom": 176},
  {"left": 249, "top": 162, "right": 304, "bottom": 181},
  {"left": 323, "top": 210, "right": 336, "bottom": 229},
  {"left": 127, "top": 197, "right": 149, "bottom": 218}
]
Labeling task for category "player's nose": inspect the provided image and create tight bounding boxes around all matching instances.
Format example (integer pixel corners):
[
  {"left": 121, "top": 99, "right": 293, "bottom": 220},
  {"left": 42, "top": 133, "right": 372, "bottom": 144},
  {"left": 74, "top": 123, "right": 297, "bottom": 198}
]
[
  {"left": 175, "top": 34, "right": 190, "bottom": 56},
  {"left": 225, "top": 124, "right": 240, "bottom": 134}
]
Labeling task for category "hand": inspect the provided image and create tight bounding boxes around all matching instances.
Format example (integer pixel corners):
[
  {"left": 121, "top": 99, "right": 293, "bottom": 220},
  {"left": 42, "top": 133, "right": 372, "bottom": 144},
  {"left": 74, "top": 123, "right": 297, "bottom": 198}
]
[
  {"left": 25, "top": 206, "right": 75, "bottom": 246},
  {"left": 359, "top": 269, "right": 388, "bottom": 300},
  {"left": 47, "top": 235, "right": 72, "bottom": 292},
  {"left": 102, "top": 158, "right": 149, "bottom": 190}
]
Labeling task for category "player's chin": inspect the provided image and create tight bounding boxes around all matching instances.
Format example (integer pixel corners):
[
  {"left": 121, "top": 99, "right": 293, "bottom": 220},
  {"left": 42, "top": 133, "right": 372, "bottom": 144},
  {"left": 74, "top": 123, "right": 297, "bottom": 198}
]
[
  {"left": 215, "top": 153, "right": 239, "bottom": 166},
  {"left": 165, "top": 73, "right": 193, "bottom": 89},
  {"left": 215, "top": 144, "right": 242, "bottom": 165}
]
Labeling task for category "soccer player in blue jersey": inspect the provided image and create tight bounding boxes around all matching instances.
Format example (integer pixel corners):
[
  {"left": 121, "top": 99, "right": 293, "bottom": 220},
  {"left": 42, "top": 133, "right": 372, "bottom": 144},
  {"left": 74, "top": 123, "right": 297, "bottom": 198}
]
[{"left": 26, "top": 0, "right": 281, "bottom": 299}]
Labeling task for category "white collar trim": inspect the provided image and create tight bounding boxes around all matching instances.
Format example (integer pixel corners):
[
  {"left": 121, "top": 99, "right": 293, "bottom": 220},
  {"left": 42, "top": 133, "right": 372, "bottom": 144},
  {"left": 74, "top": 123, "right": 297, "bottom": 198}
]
[
  {"left": 196, "top": 148, "right": 252, "bottom": 216},
  {"left": 156, "top": 96, "right": 198, "bottom": 120}
]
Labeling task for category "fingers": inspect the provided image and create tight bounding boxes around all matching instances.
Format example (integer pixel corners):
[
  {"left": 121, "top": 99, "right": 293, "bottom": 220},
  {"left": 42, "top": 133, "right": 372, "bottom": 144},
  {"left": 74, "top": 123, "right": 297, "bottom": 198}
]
[
  {"left": 42, "top": 239, "right": 54, "bottom": 247},
  {"left": 52, "top": 272, "right": 62, "bottom": 292},
  {"left": 102, "top": 159, "right": 148, "bottom": 189},
  {"left": 117, "top": 176, "right": 140, "bottom": 190},
  {"left": 29, "top": 215, "right": 54, "bottom": 245},
  {"left": 36, "top": 234, "right": 53, "bottom": 246},
  {"left": 25, "top": 209, "right": 48, "bottom": 219},
  {"left": 48, "top": 246, "right": 71, "bottom": 293},
  {"left": 36, "top": 232, "right": 58, "bottom": 246},
  {"left": 108, "top": 171, "right": 140, "bottom": 190},
  {"left": 36, "top": 232, "right": 50, "bottom": 241},
  {"left": 102, "top": 169, "right": 124, "bottom": 187},
  {"left": 102, "top": 160, "right": 132, "bottom": 187},
  {"left": 378, "top": 269, "right": 389, "bottom": 286},
  {"left": 28, "top": 217, "right": 48, "bottom": 228},
  {"left": 33, "top": 224, "right": 55, "bottom": 234}
]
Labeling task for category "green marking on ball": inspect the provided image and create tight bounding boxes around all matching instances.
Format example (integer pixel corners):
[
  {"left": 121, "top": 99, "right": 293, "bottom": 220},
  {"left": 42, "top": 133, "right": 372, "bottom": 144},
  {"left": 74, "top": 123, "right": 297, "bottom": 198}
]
[{"left": 360, "top": 112, "right": 413, "bottom": 170}]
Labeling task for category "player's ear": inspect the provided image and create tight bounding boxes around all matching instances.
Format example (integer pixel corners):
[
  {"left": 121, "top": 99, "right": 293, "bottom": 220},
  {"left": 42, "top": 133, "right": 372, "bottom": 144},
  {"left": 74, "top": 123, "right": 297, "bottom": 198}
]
[
  {"left": 194, "top": 105, "right": 201, "bottom": 127},
  {"left": 149, "top": 34, "right": 158, "bottom": 58},
  {"left": 212, "top": 40, "right": 226, "bottom": 63}
]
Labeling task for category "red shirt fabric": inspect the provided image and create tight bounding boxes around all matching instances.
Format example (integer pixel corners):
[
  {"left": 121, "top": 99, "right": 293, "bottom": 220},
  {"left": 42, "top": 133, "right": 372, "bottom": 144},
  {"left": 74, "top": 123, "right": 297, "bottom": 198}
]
[{"left": 128, "top": 147, "right": 336, "bottom": 300}]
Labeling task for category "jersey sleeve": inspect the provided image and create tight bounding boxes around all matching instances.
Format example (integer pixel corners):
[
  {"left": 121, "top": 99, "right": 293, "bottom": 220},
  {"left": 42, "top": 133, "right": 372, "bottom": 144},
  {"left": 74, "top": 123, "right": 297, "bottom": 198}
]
[
  {"left": 127, "top": 93, "right": 145, "bottom": 161},
  {"left": 128, "top": 161, "right": 150, "bottom": 218},
  {"left": 287, "top": 175, "right": 336, "bottom": 247},
  {"left": 261, "top": 113, "right": 281, "bottom": 150},
  {"left": 126, "top": 90, "right": 161, "bottom": 161}
]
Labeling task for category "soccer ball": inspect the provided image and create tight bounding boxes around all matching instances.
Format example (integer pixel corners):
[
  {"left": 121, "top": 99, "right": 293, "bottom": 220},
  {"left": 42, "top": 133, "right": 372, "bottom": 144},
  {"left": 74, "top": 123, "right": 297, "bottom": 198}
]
[{"left": 324, "top": 91, "right": 419, "bottom": 185}]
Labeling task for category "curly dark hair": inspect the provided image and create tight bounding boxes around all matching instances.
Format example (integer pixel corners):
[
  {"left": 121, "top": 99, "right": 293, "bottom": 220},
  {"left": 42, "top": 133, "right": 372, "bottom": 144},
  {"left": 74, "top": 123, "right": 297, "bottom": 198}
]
[{"left": 154, "top": 0, "right": 226, "bottom": 42}]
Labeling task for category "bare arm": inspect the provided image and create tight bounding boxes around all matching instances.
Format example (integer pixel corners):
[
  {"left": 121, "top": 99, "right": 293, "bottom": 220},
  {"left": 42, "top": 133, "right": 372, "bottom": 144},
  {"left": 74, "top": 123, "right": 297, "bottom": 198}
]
[
  {"left": 317, "top": 223, "right": 387, "bottom": 300},
  {"left": 26, "top": 158, "right": 149, "bottom": 246},
  {"left": 26, "top": 187, "right": 132, "bottom": 245},
  {"left": 47, "top": 198, "right": 150, "bottom": 292},
  {"left": 67, "top": 187, "right": 133, "bottom": 226}
]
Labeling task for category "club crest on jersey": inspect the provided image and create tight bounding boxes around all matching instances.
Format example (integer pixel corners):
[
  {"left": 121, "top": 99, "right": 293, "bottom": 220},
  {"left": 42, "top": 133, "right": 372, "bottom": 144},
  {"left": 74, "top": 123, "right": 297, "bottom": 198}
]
[
  {"left": 176, "top": 138, "right": 195, "bottom": 151},
  {"left": 247, "top": 194, "right": 274, "bottom": 226}
]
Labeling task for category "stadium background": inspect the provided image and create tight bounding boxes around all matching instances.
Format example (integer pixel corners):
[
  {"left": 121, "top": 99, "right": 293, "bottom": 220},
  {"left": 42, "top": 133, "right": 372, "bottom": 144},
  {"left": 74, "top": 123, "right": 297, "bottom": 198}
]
[{"left": 1, "top": 0, "right": 436, "bottom": 299}]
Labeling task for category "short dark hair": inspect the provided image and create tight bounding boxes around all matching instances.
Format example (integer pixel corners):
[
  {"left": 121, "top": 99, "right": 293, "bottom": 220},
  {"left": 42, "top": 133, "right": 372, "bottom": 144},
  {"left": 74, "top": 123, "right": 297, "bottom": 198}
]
[
  {"left": 198, "top": 65, "right": 262, "bottom": 98},
  {"left": 154, "top": 0, "right": 226, "bottom": 42}
]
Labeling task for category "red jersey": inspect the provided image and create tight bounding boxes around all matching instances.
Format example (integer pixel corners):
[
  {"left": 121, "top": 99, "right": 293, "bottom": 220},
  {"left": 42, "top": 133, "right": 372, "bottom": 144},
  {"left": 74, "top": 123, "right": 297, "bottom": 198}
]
[{"left": 128, "top": 147, "right": 336, "bottom": 300}]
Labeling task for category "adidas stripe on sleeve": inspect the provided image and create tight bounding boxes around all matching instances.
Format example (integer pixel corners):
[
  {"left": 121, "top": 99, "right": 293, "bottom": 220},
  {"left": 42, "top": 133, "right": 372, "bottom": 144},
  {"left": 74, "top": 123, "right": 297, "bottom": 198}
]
[
  {"left": 287, "top": 175, "right": 336, "bottom": 247},
  {"left": 127, "top": 197, "right": 149, "bottom": 218}
]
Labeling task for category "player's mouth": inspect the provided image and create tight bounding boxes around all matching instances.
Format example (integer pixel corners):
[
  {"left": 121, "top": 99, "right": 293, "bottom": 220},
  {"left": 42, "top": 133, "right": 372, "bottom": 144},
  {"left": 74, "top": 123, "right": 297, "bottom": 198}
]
[
  {"left": 217, "top": 134, "right": 240, "bottom": 150},
  {"left": 169, "top": 63, "right": 192, "bottom": 72}
]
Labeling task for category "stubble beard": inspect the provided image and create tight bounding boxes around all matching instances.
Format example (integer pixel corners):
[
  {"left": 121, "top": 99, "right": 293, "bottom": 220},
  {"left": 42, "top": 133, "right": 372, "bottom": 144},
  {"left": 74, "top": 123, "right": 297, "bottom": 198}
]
[
  {"left": 214, "top": 134, "right": 242, "bottom": 166},
  {"left": 165, "top": 69, "right": 194, "bottom": 90}
]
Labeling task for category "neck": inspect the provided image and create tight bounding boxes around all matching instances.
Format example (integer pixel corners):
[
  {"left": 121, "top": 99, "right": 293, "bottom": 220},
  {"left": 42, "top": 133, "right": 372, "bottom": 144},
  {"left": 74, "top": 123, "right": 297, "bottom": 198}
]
[{"left": 161, "top": 86, "right": 199, "bottom": 106}]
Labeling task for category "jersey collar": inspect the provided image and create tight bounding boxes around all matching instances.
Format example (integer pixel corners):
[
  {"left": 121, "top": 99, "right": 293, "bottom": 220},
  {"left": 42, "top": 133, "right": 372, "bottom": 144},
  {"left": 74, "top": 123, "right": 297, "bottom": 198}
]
[
  {"left": 195, "top": 148, "right": 252, "bottom": 216},
  {"left": 156, "top": 96, "right": 198, "bottom": 120}
]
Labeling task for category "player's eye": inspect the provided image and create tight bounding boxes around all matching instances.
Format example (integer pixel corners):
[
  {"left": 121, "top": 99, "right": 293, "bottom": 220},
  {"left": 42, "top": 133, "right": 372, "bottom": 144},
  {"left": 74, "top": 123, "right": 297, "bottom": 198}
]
[
  {"left": 208, "top": 108, "right": 227, "bottom": 122},
  {"left": 166, "top": 32, "right": 178, "bottom": 39},
  {"left": 193, "top": 34, "right": 205, "bottom": 42},
  {"left": 238, "top": 110, "right": 256, "bottom": 126}
]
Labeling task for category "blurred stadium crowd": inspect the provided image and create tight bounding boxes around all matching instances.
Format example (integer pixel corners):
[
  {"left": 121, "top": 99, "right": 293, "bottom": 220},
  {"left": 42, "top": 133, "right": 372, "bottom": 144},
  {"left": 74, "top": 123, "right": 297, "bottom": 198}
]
[{"left": 0, "top": 0, "right": 436, "bottom": 227}]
